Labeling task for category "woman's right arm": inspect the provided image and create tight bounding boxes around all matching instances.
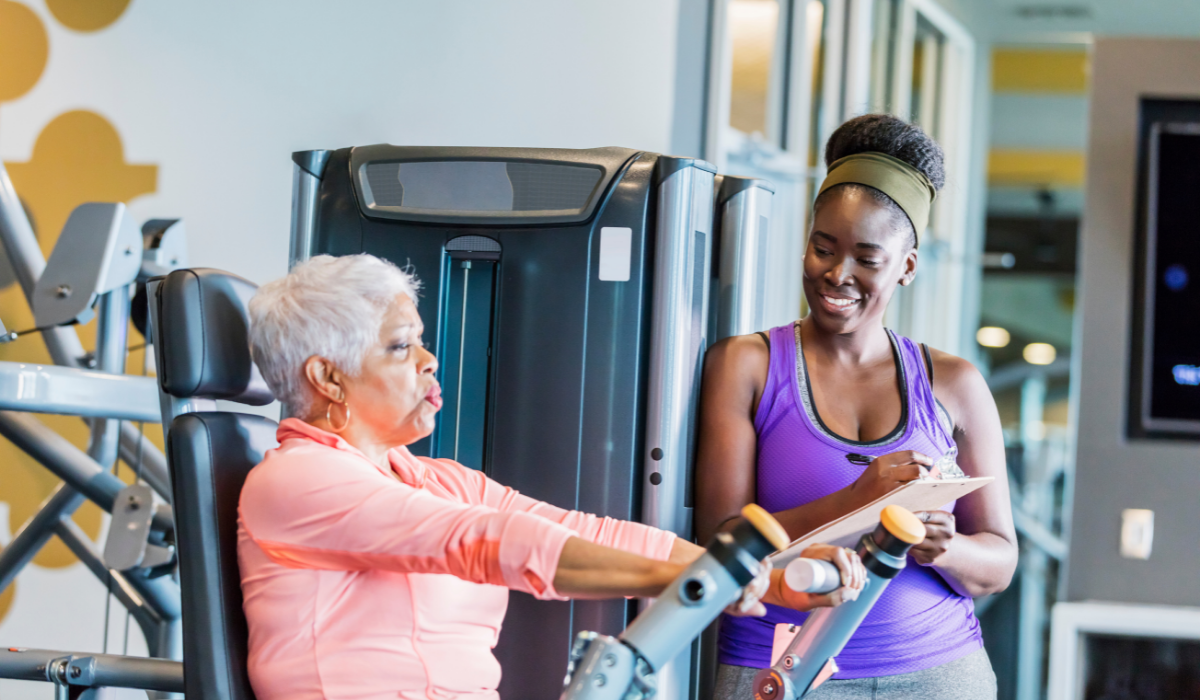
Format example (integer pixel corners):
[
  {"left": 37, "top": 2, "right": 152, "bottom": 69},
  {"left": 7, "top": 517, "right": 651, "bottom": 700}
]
[
  {"left": 695, "top": 335, "right": 930, "bottom": 543},
  {"left": 694, "top": 335, "right": 769, "bottom": 543}
]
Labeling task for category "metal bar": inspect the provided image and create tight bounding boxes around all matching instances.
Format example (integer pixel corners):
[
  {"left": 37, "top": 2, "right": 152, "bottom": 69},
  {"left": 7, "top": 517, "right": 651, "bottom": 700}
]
[
  {"left": 88, "top": 286, "right": 133, "bottom": 469},
  {"left": 0, "top": 484, "right": 83, "bottom": 592},
  {"left": 57, "top": 514, "right": 182, "bottom": 668},
  {"left": 0, "top": 411, "right": 172, "bottom": 533},
  {"left": 288, "top": 151, "right": 331, "bottom": 270},
  {"left": 1012, "top": 503, "right": 1067, "bottom": 561},
  {"left": 843, "top": 0, "right": 874, "bottom": 116},
  {"left": 715, "top": 183, "right": 773, "bottom": 340},
  {"left": 454, "top": 261, "right": 471, "bottom": 461},
  {"left": 641, "top": 161, "right": 716, "bottom": 539},
  {"left": 0, "top": 162, "right": 46, "bottom": 303},
  {"left": 0, "top": 649, "right": 184, "bottom": 692},
  {"left": 0, "top": 361, "right": 160, "bottom": 422},
  {"left": 117, "top": 426, "right": 171, "bottom": 501},
  {"left": 52, "top": 518, "right": 161, "bottom": 639},
  {"left": 640, "top": 161, "right": 716, "bottom": 700},
  {"left": 0, "top": 162, "right": 89, "bottom": 369}
]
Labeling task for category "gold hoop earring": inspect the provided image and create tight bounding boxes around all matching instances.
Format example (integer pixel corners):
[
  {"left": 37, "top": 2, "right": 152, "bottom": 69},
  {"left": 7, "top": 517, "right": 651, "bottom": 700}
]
[{"left": 326, "top": 401, "right": 351, "bottom": 433}]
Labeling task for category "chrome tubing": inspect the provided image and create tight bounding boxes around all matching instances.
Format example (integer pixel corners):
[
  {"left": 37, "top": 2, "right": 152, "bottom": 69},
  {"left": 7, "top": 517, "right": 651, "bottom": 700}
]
[
  {"left": 562, "top": 514, "right": 780, "bottom": 700},
  {"left": 0, "top": 411, "right": 172, "bottom": 534},
  {"left": 640, "top": 158, "right": 716, "bottom": 700},
  {"left": 715, "top": 181, "right": 774, "bottom": 340},
  {"left": 0, "top": 648, "right": 184, "bottom": 693},
  {"left": 0, "top": 361, "right": 161, "bottom": 422},
  {"left": 88, "top": 285, "right": 133, "bottom": 469},
  {"left": 754, "top": 512, "right": 923, "bottom": 699},
  {"left": 289, "top": 150, "right": 331, "bottom": 270},
  {"left": 641, "top": 159, "right": 716, "bottom": 540}
]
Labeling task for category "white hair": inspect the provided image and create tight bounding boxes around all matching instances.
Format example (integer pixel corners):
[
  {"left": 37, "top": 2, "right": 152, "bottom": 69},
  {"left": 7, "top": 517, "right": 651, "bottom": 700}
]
[{"left": 248, "top": 254, "right": 420, "bottom": 417}]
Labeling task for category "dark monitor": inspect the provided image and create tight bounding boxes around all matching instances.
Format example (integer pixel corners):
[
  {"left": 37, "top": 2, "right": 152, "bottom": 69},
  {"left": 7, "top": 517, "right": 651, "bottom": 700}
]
[{"left": 1133, "top": 121, "right": 1200, "bottom": 437}]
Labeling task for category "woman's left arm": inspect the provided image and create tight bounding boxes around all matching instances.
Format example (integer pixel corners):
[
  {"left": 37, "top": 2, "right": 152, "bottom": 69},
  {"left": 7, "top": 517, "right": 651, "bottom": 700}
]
[{"left": 914, "top": 351, "right": 1018, "bottom": 598}]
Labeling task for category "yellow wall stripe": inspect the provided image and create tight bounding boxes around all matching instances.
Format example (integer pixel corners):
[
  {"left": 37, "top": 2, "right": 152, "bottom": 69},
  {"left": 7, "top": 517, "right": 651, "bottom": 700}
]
[
  {"left": 993, "top": 49, "right": 1089, "bottom": 93},
  {"left": 988, "top": 149, "right": 1085, "bottom": 187}
]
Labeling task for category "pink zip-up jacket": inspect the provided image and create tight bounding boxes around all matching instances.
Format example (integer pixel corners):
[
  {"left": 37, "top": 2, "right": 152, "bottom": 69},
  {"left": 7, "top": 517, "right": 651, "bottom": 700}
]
[{"left": 237, "top": 419, "right": 676, "bottom": 700}]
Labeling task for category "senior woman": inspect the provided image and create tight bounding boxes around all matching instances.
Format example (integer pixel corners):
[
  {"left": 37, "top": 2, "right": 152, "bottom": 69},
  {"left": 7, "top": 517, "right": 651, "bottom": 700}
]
[{"left": 238, "top": 253, "right": 863, "bottom": 700}]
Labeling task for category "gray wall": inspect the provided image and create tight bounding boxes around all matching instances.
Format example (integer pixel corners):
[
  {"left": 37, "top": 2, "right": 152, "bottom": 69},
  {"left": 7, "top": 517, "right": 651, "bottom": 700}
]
[{"left": 1067, "top": 37, "right": 1200, "bottom": 605}]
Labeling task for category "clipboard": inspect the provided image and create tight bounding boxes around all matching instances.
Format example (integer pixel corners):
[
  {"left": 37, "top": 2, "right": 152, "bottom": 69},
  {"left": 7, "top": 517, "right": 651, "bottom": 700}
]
[{"left": 768, "top": 477, "right": 994, "bottom": 565}]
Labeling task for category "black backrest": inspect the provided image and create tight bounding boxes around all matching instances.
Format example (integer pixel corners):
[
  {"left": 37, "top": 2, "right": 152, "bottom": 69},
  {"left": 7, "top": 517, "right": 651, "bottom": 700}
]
[
  {"left": 153, "top": 268, "right": 278, "bottom": 700},
  {"left": 154, "top": 268, "right": 274, "bottom": 405}
]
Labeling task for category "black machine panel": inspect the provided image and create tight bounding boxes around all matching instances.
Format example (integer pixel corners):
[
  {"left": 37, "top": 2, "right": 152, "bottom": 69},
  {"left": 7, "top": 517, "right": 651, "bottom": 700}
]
[
  {"left": 305, "top": 145, "right": 667, "bottom": 699},
  {"left": 1132, "top": 106, "right": 1200, "bottom": 438}
]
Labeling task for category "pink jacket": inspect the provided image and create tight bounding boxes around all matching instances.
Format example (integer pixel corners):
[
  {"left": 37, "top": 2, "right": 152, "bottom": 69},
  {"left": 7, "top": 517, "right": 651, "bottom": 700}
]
[{"left": 237, "top": 419, "right": 676, "bottom": 700}]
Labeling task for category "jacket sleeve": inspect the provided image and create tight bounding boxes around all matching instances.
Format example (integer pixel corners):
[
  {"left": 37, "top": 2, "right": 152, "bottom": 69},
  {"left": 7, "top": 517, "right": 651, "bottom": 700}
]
[
  {"left": 239, "top": 447, "right": 575, "bottom": 600},
  {"left": 448, "top": 460, "right": 677, "bottom": 562}
]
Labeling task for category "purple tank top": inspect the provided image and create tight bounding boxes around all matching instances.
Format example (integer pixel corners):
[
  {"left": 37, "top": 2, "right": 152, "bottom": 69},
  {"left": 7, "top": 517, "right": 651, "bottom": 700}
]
[{"left": 718, "top": 322, "right": 983, "bottom": 678}]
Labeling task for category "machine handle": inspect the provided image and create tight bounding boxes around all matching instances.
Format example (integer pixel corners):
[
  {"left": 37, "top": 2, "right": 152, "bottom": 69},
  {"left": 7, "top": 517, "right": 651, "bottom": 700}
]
[
  {"left": 782, "top": 558, "right": 842, "bottom": 594},
  {"left": 740, "top": 503, "right": 790, "bottom": 552}
]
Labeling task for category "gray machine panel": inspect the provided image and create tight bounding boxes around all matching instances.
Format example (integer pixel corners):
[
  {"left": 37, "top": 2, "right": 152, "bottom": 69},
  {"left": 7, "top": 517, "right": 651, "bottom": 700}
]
[{"left": 348, "top": 145, "right": 639, "bottom": 226}]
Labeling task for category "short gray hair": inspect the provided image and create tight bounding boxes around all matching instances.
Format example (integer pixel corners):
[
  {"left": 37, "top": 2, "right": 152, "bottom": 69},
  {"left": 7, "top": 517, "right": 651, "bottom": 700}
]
[{"left": 248, "top": 254, "right": 420, "bottom": 417}]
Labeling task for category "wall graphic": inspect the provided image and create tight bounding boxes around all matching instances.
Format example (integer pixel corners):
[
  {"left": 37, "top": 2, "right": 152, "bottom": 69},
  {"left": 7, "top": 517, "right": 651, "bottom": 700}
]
[{"left": 0, "top": 0, "right": 158, "bottom": 628}]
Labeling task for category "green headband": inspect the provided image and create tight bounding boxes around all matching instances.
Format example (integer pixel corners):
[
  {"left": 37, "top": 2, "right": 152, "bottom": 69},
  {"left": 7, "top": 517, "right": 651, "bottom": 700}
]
[{"left": 818, "top": 152, "right": 937, "bottom": 240}]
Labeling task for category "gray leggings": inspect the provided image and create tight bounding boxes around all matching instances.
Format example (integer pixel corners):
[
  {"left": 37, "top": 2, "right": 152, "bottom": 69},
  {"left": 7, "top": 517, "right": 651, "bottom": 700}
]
[{"left": 713, "top": 647, "right": 997, "bottom": 700}]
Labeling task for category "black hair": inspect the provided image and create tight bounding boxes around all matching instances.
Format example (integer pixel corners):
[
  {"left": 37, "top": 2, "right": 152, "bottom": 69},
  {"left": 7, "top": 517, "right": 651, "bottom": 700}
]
[{"left": 815, "top": 114, "right": 945, "bottom": 249}]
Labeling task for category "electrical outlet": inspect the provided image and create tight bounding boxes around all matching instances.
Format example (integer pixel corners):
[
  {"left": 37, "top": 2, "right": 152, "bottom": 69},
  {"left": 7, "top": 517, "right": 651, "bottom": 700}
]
[{"left": 1120, "top": 509, "right": 1154, "bottom": 560}]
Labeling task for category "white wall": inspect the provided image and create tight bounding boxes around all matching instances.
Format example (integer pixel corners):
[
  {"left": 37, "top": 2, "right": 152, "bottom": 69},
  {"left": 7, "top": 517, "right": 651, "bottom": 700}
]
[
  {"left": 1, "top": 0, "right": 682, "bottom": 285},
  {"left": 0, "top": 2, "right": 681, "bottom": 695}
]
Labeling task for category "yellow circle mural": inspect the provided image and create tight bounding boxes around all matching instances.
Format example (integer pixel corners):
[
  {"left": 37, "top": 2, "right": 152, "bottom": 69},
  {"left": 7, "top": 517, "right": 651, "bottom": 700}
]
[
  {"left": 0, "top": 0, "right": 49, "bottom": 102},
  {"left": 45, "top": 0, "right": 131, "bottom": 32},
  {"left": 0, "top": 581, "right": 14, "bottom": 623}
]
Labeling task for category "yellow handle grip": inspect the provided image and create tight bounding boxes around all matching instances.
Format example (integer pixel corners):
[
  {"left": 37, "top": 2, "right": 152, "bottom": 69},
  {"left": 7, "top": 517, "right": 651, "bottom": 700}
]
[
  {"left": 880, "top": 504, "right": 926, "bottom": 544},
  {"left": 740, "top": 503, "right": 790, "bottom": 552}
]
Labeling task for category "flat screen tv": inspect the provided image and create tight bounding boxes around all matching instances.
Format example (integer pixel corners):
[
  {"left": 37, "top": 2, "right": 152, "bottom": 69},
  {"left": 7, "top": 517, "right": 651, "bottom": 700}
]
[{"left": 1132, "top": 117, "right": 1200, "bottom": 438}]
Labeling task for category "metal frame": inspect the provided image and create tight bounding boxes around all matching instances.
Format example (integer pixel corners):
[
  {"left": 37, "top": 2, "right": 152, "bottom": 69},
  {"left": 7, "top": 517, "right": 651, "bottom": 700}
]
[
  {"left": 0, "top": 361, "right": 160, "bottom": 421},
  {"left": 639, "top": 160, "right": 716, "bottom": 700},
  {"left": 715, "top": 181, "right": 776, "bottom": 339},
  {"left": 0, "top": 160, "right": 184, "bottom": 697},
  {"left": 0, "top": 648, "right": 183, "bottom": 694},
  {"left": 289, "top": 150, "right": 332, "bottom": 270}
]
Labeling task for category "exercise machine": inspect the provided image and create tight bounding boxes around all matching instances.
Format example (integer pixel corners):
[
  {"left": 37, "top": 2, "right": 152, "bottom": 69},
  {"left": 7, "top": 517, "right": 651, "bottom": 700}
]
[
  {"left": 562, "top": 504, "right": 788, "bottom": 700},
  {"left": 753, "top": 506, "right": 927, "bottom": 700},
  {"left": 0, "top": 163, "right": 191, "bottom": 697},
  {"left": 290, "top": 145, "right": 772, "bottom": 700}
]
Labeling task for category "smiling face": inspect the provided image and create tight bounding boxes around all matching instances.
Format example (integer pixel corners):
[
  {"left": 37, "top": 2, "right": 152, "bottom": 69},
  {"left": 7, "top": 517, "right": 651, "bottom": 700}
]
[
  {"left": 337, "top": 294, "right": 442, "bottom": 446},
  {"left": 803, "top": 186, "right": 918, "bottom": 336}
]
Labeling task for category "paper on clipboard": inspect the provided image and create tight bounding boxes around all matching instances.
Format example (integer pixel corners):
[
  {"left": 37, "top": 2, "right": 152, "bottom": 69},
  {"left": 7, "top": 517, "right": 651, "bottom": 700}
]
[{"left": 768, "top": 477, "right": 994, "bottom": 565}]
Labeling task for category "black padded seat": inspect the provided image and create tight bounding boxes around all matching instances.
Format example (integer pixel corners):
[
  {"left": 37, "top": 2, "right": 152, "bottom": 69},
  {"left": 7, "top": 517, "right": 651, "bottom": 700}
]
[{"left": 153, "top": 268, "right": 278, "bottom": 700}]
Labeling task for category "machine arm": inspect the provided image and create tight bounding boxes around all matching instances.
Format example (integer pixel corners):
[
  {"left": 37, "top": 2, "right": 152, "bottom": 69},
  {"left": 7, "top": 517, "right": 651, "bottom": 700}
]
[
  {"left": 753, "top": 505, "right": 927, "bottom": 700},
  {"left": 561, "top": 505, "right": 790, "bottom": 700}
]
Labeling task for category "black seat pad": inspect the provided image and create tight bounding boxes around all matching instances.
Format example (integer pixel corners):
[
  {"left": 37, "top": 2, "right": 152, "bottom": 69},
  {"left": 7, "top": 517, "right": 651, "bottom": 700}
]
[{"left": 168, "top": 412, "right": 278, "bottom": 700}]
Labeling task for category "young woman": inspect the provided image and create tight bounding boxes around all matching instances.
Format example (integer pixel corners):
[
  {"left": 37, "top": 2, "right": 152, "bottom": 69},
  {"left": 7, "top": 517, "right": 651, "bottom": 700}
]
[{"left": 696, "top": 114, "right": 1017, "bottom": 700}]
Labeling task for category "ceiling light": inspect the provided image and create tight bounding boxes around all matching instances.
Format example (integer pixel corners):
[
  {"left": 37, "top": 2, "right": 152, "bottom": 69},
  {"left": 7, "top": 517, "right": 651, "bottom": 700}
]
[
  {"left": 1023, "top": 342, "right": 1057, "bottom": 365},
  {"left": 977, "top": 326, "right": 1011, "bottom": 348}
]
